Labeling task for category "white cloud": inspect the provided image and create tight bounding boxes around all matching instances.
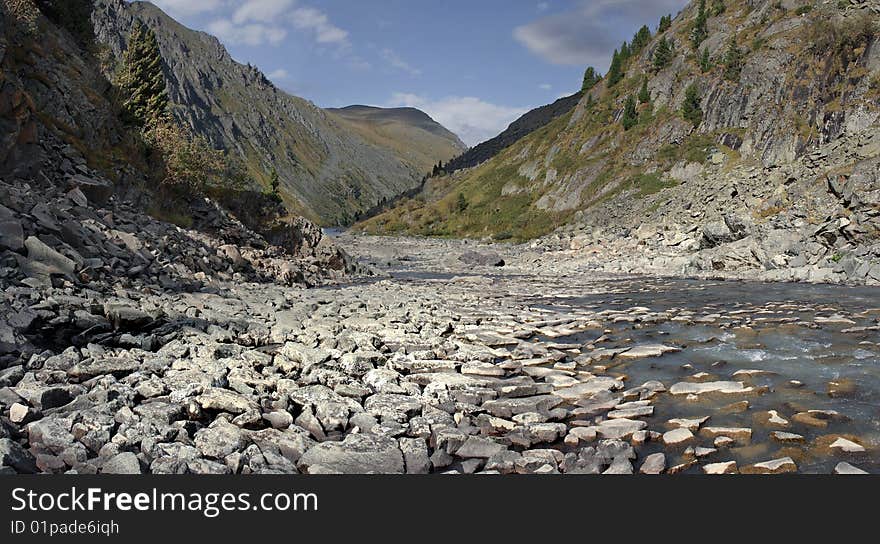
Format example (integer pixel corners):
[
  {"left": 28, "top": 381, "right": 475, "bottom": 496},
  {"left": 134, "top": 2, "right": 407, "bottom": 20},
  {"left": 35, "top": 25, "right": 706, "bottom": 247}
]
[
  {"left": 387, "top": 93, "right": 529, "bottom": 147},
  {"left": 514, "top": 0, "right": 686, "bottom": 67},
  {"left": 267, "top": 68, "right": 290, "bottom": 80},
  {"left": 539, "top": 83, "right": 552, "bottom": 90},
  {"left": 151, "top": 0, "right": 227, "bottom": 18},
  {"left": 207, "top": 19, "right": 287, "bottom": 46},
  {"left": 381, "top": 48, "right": 421, "bottom": 76},
  {"left": 290, "top": 7, "right": 350, "bottom": 47},
  {"left": 232, "top": 0, "right": 295, "bottom": 24},
  {"left": 205, "top": 1, "right": 350, "bottom": 49}
]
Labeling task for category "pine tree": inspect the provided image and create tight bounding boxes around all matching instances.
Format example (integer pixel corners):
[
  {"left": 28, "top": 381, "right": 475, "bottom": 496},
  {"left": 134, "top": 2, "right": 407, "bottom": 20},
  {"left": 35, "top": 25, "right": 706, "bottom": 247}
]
[
  {"left": 653, "top": 37, "right": 673, "bottom": 71},
  {"left": 723, "top": 40, "right": 743, "bottom": 81},
  {"left": 607, "top": 49, "right": 623, "bottom": 87},
  {"left": 638, "top": 77, "right": 651, "bottom": 104},
  {"left": 622, "top": 95, "right": 638, "bottom": 131},
  {"left": 691, "top": 0, "right": 708, "bottom": 50},
  {"left": 582, "top": 66, "right": 600, "bottom": 92},
  {"left": 631, "top": 25, "right": 652, "bottom": 53},
  {"left": 682, "top": 83, "right": 703, "bottom": 127},
  {"left": 119, "top": 22, "right": 169, "bottom": 126},
  {"left": 659, "top": 14, "right": 672, "bottom": 33},
  {"left": 619, "top": 41, "right": 631, "bottom": 62},
  {"left": 269, "top": 167, "right": 280, "bottom": 197},
  {"left": 699, "top": 48, "right": 712, "bottom": 72}
]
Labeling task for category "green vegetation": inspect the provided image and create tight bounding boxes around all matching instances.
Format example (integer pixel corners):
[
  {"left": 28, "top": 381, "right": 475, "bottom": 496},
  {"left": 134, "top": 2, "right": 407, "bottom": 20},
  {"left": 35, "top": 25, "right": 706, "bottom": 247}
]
[
  {"left": 582, "top": 66, "right": 601, "bottom": 92},
  {"left": 723, "top": 40, "right": 743, "bottom": 81},
  {"left": 117, "top": 23, "right": 168, "bottom": 127},
  {"left": 711, "top": 0, "right": 726, "bottom": 17},
  {"left": 658, "top": 133, "right": 717, "bottom": 165},
  {"left": 622, "top": 95, "right": 639, "bottom": 130},
  {"left": 659, "top": 14, "right": 673, "bottom": 33},
  {"left": 607, "top": 49, "right": 624, "bottom": 87},
  {"left": 691, "top": 0, "right": 709, "bottom": 50},
  {"left": 795, "top": 5, "right": 813, "bottom": 16},
  {"left": 455, "top": 192, "right": 468, "bottom": 213},
  {"left": 638, "top": 77, "right": 651, "bottom": 104},
  {"left": 699, "top": 48, "right": 712, "bottom": 72},
  {"left": 268, "top": 167, "right": 281, "bottom": 201},
  {"left": 631, "top": 25, "right": 653, "bottom": 53},
  {"left": 653, "top": 37, "right": 673, "bottom": 71},
  {"left": 681, "top": 83, "right": 703, "bottom": 126}
]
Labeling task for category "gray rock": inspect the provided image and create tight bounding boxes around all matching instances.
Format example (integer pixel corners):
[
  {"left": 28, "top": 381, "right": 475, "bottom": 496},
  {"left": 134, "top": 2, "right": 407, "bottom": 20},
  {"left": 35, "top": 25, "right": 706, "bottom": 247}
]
[
  {"left": 0, "top": 439, "right": 38, "bottom": 473},
  {"left": 297, "top": 433, "right": 404, "bottom": 474},
  {"left": 399, "top": 437, "right": 430, "bottom": 474},
  {"left": 455, "top": 436, "right": 506, "bottom": 459},
  {"left": 101, "top": 452, "right": 142, "bottom": 474}
]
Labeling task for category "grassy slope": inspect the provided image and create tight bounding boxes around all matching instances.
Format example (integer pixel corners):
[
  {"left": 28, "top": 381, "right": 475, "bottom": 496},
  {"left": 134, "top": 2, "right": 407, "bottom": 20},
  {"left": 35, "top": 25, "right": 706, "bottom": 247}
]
[{"left": 355, "top": 0, "right": 879, "bottom": 241}]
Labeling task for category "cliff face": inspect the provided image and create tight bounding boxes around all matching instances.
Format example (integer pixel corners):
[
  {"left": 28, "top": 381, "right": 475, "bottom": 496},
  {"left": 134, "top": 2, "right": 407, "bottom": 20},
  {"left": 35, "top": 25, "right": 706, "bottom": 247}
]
[
  {"left": 357, "top": 0, "right": 880, "bottom": 249},
  {"left": 90, "top": 0, "right": 423, "bottom": 226}
]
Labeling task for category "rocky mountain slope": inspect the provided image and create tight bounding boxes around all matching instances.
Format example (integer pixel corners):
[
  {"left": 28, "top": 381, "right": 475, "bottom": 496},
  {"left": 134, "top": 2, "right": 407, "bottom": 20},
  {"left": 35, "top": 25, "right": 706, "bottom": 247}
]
[
  {"left": 90, "top": 0, "right": 424, "bottom": 226},
  {"left": 326, "top": 105, "right": 467, "bottom": 176},
  {"left": 444, "top": 91, "right": 583, "bottom": 174},
  {"left": 357, "top": 0, "right": 880, "bottom": 284}
]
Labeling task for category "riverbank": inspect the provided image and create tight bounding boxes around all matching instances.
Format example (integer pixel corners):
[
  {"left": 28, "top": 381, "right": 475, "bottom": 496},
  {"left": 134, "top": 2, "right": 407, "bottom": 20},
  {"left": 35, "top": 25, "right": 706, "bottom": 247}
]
[{"left": 2, "top": 234, "right": 877, "bottom": 474}]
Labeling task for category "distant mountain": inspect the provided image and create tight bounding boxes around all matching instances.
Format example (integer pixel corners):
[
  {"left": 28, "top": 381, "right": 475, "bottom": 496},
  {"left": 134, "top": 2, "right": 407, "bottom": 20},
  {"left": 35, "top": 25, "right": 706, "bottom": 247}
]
[
  {"left": 326, "top": 105, "right": 467, "bottom": 175},
  {"left": 90, "top": 0, "right": 423, "bottom": 225},
  {"left": 444, "top": 92, "right": 583, "bottom": 174}
]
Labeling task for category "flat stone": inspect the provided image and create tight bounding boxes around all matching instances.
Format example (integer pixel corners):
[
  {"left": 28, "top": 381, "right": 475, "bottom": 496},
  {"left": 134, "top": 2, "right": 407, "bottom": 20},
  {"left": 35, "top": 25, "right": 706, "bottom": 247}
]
[
  {"left": 607, "top": 405, "right": 654, "bottom": 419},
  {"left": 195, "top": 388, "right": 256, "bottom": 414},
  {"left": 700, "top": 427, "right": 753, "bottom": 441},
  {"left": 834, "top": 462, "right": 868, "bottom": 475},
  {"left": 455, "top": 436, "right": 506, "bottom": 459},
  {"left": 829, "top": 437, "right": 866, "bottom": 453},
  {"left": 68, "top": 357, "right": 140, "bottom": 381},
  {"left": 297, "top": 434, "right": 404, "bottom": 474},
  {"left": 668, "top": 416, "right": 709, "bottom": 431},
  {"left": 639, "top": 453, "right": 666, "bottom": 474},
  {"left": 771, "top": 431, "right": 805, "bottom": 444},
  {"left": 742, "top": 457, "right": 798, "bottom": 474},
  {"left": 594, "top": 418, "right": 647, "bottom": 440},
  {"left": 662, "top": 427, "right": 695, "bottom": 446},
  {"left": 618, "top": 344, "right": 680, "bottom": 359},
  {"left": 703, "top": 461, "right": 738, "bottom": 474},
  {"left": 669, "top": 381, "right": 753, "bottom": 395},
  {"left": 554, "top": 378, "right": 622, "bottom": 400}
]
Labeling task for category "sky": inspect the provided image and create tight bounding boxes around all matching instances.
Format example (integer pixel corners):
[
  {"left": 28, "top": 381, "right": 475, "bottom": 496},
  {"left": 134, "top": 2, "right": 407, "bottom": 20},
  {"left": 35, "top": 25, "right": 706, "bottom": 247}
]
[{"left": 146, "top": 0, "right": 689, "bottom": 146}]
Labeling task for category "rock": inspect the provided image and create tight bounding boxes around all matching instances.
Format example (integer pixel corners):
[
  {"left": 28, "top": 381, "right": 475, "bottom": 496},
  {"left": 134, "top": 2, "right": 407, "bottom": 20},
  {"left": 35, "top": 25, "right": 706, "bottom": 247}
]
[
  {"left": 669, "top": 381, "right": 753, "bottom": 395},
  {"left": 639, "top": 453, "right": 666, "bottom": 474},
  {"left": 23, "top": 236, "right": 76, "bottom": 279},
  {"left": 455, "top": 436, "right": 506, "bottom": 459},
  {"left": 770, "top": 431, "right": 805, "bottom": 444},
  {"left": 700, "top": 427, "right": 753, "bottom": 442},
  {"left": 703, "top": 461, "right": 738, "bottom": 474},
  {"left": 829, "top": 437, "right": 866, "bottom": 453},
  {"left": 459, "top": 251, "right": 505, "bottom": 267},
  {"left": 67, "top": 174, "right": 113, "bottom": 206},
  {"left": 297, "top": 434, "right": 404, "bottom": 474},
  {"left": 742, "top": 457, "right": 798, "bottom": 474},
  {"left": 68, "top": 357, "right": 140, "bottom": 381},
  {"left": 0, "top": 217, "right": 24, "bottom": 252},
  {"left": 399, "top": 438, "right": 430, "bottom": 474},
  {"left": 618, "top": 344, "right": 680, "bottom": 359},
  {"left": 0, "top": 438, "right": 38, "bottom": 473},
  {"left": 662, "top": 427, "right": 695, "bottom": 446},
  {"left": 103, "top": 303, "right": 154, "bottom": 329},
  {"left": 101, "top": 452, "right": 142, "bottom": 474},
  {"left": 195, "top": 388, "right": 256, "bottom": 414},
  {"left": 9, "top": 403, "right": 34, "bottom": 424},
  {"left": 194, "top": 421, "right": 246, "bottom": 459},
  {"left": 667, "top": 416, "right": 709, "bottom": 431},
  {"left": 834, "top": 462, "right": 868, "bottom": 475},
  {"left": 594, "top": 418, "right": 647, "bottom": 440}
]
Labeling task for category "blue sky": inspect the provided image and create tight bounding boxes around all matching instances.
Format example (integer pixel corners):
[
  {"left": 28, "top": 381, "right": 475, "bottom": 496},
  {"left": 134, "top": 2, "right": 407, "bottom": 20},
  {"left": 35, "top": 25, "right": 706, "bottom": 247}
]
[{"left": 147, "top": 0, "right": 688, "bottom": 146}]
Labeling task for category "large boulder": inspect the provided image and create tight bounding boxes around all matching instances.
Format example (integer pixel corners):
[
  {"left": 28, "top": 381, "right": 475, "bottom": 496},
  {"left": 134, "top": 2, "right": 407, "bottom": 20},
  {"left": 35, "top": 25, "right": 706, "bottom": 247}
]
[{"left": 297, "top": 433, "right": 404, "bottom": 474}]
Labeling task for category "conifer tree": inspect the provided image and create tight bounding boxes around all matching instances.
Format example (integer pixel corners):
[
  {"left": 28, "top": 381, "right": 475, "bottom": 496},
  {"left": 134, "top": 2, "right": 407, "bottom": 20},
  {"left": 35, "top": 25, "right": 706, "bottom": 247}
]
[
  {"left": 622, "top": 95, "right": 638, "bottom": 131},
  {"left": 659, "top": 14, "right": 672, "bottom": 33},
  {"left": 699, "top": 48, "right": 712, "bottom": 72},
  {"left": 723, "top": 40, "right": 743, "bottom": 81},
  {"left": 682, "top": 83, "right": 703, "bottom": 127},
  {"left": 638, "top": 78, "right": 650, "bottom": 104},
  {"left": 119, "top": 22, "right": 169, "bottom": 126},
  {"left": 582, "top": 66, "right": 600, "bottom": 92},
  {"left": 631, "top": 25, "right": 652, "bottom": 53},
  {"left": 691, "top": 0, "right": 708, "bottom": 50},
  {"left": 269, "top": 167, "right": 280, "bottom": 197},
  {"left": 653, "top": 37, "right": 673, "bottom": 71},
  {"left": 607, "top": 49, "right": 623, "bottom": 87}
]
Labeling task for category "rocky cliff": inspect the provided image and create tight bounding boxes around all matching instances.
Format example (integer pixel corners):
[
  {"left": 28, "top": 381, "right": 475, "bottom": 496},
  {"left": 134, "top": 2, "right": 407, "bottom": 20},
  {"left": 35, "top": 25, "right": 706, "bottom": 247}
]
[
  {"left": 90, "top": 0, "right": 423, "bottom": 226},
  {"left": 357, "top": 0, "right": 880, "bottom": 284}
]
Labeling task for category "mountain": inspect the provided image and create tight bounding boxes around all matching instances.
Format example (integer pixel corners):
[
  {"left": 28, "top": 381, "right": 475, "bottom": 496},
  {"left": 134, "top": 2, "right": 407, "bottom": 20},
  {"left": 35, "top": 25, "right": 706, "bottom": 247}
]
[
  {"left": 443, "top": 92, "right": 582, "bottom": 174},
  {"left": 356, "top": 0, "right": 880, "bottom": 264},
  {"left": 326, "top": 105, "right": 466, "bottom": 176},
  {"left": 90, "top": 0, "right": 423, "bottom": 226}
]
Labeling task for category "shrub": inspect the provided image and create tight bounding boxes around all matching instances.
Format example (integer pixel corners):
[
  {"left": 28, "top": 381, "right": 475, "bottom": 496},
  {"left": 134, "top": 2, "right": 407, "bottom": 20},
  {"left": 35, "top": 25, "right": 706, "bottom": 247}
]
[{"left": 143, "top": 119, "right": 230, "bottom": 196}]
